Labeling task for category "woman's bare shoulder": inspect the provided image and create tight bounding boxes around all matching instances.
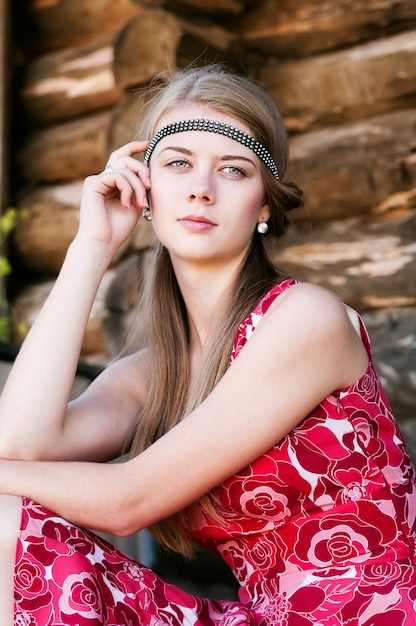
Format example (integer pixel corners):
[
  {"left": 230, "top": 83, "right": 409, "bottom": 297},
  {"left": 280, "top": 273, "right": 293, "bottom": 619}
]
[
  {"left": 95, "top": 347, "right": 152, "bottom": 404},
  {"left": 264, "top": 281, "right": 351, "bottom": 330},
  {"left": 262, "top": 281, "right": 368, "bottom": 386}
]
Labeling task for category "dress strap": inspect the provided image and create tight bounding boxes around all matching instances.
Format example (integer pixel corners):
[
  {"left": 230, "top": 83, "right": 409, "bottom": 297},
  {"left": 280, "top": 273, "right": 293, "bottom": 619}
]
[
  {"left": 231, "top": 279, "right": 298, "bottom": 361},
  {"left": 252, "top": 278, "right": 299, "bottom": 317}
]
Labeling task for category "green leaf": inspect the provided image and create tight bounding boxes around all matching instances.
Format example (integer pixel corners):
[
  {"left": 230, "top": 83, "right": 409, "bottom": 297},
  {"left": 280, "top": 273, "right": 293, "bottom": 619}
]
[
  {"left": 0, "top": 316, "right": 10, "bottom": 341},
  {"left": 0, "top": 256, "right": 12, "bottom": 276},
  {"left": 0, "top": 207, "right": 20, "bottom": 236}
]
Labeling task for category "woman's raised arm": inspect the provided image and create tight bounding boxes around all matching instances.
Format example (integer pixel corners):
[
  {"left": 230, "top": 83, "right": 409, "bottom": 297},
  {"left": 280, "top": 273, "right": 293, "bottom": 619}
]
[{"left": 0, "top": 142, "right": 150, "bottom": 461}]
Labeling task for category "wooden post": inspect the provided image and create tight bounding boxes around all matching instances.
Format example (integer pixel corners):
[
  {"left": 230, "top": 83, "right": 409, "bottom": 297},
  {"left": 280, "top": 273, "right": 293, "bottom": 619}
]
[
  {"left": 0, "top": 0, "right": 11, "bottom": 340},
  {"left": 0, "top": 0, "right": 10, "bottom": 215}
]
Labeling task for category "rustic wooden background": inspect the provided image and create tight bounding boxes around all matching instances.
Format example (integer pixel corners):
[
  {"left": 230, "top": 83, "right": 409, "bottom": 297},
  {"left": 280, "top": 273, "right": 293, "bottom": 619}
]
[{"left": 7, "top": 0, "right": 416, "bottom": 463}]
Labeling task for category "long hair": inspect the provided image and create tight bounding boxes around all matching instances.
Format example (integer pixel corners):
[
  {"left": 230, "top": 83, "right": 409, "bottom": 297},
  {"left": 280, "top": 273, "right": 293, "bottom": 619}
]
[{"left": 128, "top": 65, "right": 304, "bottom": 556}]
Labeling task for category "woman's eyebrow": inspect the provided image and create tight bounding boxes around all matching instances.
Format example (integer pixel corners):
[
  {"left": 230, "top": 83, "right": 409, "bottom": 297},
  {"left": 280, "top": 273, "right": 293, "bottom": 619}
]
[
  {"left": 221, "top": 155, "right": 257, "bottom": 167},
  {"left": 158, "top": 146, "right": 192, "bottom": 156},
  {"left": 158, "top": 145, "right": 257, "bottom": 166}
]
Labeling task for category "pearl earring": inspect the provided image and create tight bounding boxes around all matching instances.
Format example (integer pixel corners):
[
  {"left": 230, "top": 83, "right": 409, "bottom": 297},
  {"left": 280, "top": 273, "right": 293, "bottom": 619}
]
[
  {"left": 142, "top": 208, "right": 152, "bottom": 222},
  {"left": 257, "top": 219, "right": 269, "bottom": 234}
]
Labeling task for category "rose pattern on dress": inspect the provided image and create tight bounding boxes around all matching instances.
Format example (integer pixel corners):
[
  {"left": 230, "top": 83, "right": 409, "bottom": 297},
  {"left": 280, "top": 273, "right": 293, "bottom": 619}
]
[
  {"left": 14, "top": 612, "right": 38, "bottom": 626},
  {"left": 14, "top": 545, "right": 52, "bottom": 619},
  {"left": 218, "top": 539, "right": 252, "bottom": 583},
  {"left": 58, "top": 573, "right": 107, "bottom": 625},
  {"left": 14, "top": 280, "right": 416, "bottom": 624}
]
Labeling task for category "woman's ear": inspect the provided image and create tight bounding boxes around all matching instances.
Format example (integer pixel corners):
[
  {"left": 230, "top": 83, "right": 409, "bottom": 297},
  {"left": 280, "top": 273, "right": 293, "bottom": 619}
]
[{"left": 259, "top": 202, "right": 271, "bottom": 224}]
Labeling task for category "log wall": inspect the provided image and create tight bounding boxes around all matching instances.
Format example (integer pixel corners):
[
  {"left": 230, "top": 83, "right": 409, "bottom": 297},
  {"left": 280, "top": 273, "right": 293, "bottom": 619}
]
[{"left": 8, "top": 0, "right": 416, "bottom": 454}]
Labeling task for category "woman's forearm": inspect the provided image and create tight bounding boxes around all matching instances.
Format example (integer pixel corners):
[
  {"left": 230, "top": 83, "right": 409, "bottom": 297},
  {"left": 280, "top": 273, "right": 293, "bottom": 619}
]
[
  {"left": 0, "top": 238, "right": 111, "bottom": 458},
  {"left": 0, "top": 458, "right": 130, "bottom": 536}
]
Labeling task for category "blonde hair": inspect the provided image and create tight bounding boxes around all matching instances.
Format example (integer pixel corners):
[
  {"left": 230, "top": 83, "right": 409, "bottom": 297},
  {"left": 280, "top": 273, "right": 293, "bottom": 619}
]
[{"left": 128, "top": 65, "right": 303, "bottom": 557}]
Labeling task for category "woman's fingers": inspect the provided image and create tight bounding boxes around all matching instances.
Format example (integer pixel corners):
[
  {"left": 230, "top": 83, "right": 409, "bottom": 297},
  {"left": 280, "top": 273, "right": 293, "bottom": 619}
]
[
  {"left": 103, "top": 157, "right": 150, "bottom": 184},
  {"left": 106, "top": 140, "right": 149, "bottom": 163},
  {"left": 99, "top": 166, "right": 149, "bottom": 208},
  {"left": 104, "top": 141, "right": 151, "bottom": 188},
  {"left": 81, "top": 171, "right": 143, "bottom": 247},
  {"left": 77, "top": 142, "right": 152, "bottom": 252}
]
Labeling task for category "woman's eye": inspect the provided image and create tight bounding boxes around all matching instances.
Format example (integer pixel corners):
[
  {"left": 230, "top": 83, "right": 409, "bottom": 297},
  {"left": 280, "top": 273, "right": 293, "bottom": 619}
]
[
  {"left": 167, "top": 159, "right": 189, "bottom": 169},
  {"left": 223, "top": 165, "right": 246, "bottom": 177}
]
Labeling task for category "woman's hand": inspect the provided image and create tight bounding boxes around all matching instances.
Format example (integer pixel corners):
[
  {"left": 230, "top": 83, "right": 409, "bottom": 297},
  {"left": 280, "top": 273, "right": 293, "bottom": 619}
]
[{"left": 76, "top": 141, "right": 151, "bottom": 258}]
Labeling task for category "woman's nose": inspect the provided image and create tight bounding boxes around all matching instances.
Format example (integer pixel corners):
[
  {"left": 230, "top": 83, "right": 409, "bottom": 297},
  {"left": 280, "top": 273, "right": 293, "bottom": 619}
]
[{"left": 188, "top": 170, "right": 215, "bottom": 204}]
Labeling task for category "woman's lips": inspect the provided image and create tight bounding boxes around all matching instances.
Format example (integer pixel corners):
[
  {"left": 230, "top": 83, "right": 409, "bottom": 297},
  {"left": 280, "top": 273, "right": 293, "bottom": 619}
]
[{"left": 179, "top": 215, "right": 217, "bottom": 231}]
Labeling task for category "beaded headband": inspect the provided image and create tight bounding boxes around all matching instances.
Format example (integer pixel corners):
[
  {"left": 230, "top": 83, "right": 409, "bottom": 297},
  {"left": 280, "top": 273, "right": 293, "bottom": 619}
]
[{"left": 143, "top": 118, "right": 279, "bottom": 179}]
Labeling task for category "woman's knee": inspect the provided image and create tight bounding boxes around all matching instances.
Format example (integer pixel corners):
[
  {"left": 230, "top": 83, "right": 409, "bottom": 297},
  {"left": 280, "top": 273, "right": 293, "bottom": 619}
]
[
  {"left": 0, "top": 496, "right": 21, "bottom": 624},
  {"left": 0, "top": 495, "right": 22, "bottom": 547}
]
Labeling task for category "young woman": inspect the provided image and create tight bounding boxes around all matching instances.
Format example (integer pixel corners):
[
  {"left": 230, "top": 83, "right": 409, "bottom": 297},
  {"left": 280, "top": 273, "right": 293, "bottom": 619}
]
[{"left": 0, "top": 65, "right": 415, "bottom": 625}]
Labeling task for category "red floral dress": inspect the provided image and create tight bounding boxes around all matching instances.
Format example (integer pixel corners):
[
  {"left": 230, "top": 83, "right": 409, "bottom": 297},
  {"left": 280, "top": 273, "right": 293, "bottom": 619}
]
[{"left": 14, "top": 279, "right": 416, "bottom": 625}]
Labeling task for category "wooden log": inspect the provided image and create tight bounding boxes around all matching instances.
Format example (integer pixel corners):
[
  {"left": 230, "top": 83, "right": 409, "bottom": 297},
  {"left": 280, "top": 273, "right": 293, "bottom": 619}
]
[
  {"left": 237, "top": 0, "right": 416, "bottom": 58},
  {"left": 16, "top": 91, "right": 159, "bottom": 186},
  {"left": 289, "top": 109, "right": 416, "bottom": 222},
  {"left": 260, "top": 30, "right": 416, "bottom": 132},
  {"left": 113, "top": 9, "right": 182, "bottom": 91},
  {"left": 15, "top": 0, "right": 143, "bottom": 55},
  {"left": 403, "top": 154, "right": 416, "bottom": 183},
  {"left": 113, "top": 8, "right": 260, "bottom": 91},
  {"left": 133, "top": 0, "right": 249, "bottom": 16},
  {"left": 17, "top": 35, "right": 124, "bottom": 128},
  {"left": 276, "top": 198, "right": 416, "bottom": 312},
  {"left": 16, "top": 110, "right": 112, "bottom": 184},
  {"left": 13, "top": 181, "right": 83, "bottom": 275},
  {"left": 107, "top": 96, "right": 144, "bottom": 153},
  {"left": 12, "top": 181, "right": 156, "bottom": 275},
  {"left": 12, "top": 269, "right": 118, "bottom": 363}
]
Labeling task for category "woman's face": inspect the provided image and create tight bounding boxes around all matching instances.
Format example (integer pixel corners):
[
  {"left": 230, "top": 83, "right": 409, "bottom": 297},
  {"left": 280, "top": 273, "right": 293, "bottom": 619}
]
[{"left": 147, "top": 103, "right": 270, "bottom": 271}]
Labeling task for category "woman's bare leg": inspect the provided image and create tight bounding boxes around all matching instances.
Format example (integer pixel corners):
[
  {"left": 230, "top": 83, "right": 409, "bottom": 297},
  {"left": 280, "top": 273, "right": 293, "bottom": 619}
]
[{"left": 0, "top": 495, "right": 22, "bottom": 625}]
